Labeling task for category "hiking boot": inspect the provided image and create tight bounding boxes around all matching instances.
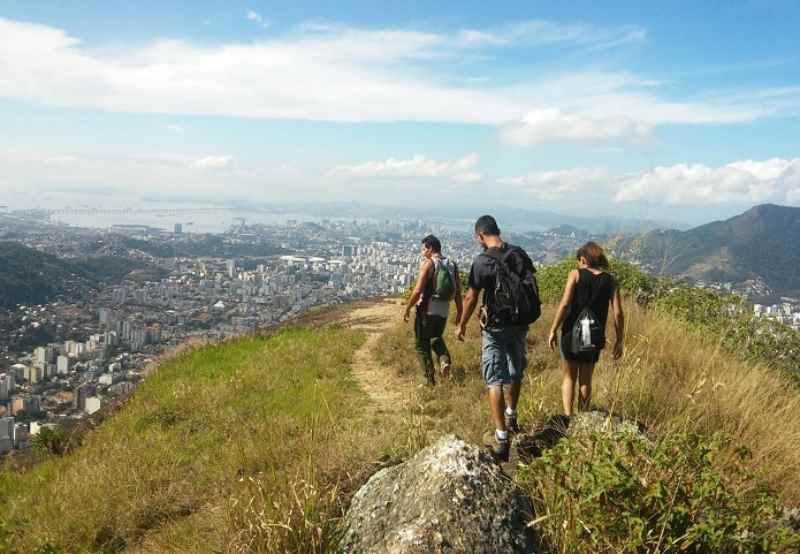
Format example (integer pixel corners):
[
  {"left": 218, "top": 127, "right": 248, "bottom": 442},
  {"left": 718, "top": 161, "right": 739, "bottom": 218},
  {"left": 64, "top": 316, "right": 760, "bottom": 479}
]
[
  {"left": 490, "top": 437, "right": 510, "bottom": 463},
  {"left": 505, "top": 413, "right": 521, "bottom": 434},
  {"left": 484, "top": 431, "right": 510, "bottom": 463}
]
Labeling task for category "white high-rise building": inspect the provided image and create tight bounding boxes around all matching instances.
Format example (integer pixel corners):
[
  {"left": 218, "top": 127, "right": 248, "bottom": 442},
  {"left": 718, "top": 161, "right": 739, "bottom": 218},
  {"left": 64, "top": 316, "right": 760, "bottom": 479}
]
[{"left": 57, "top": 355, "right": 71, "bottom": 375}]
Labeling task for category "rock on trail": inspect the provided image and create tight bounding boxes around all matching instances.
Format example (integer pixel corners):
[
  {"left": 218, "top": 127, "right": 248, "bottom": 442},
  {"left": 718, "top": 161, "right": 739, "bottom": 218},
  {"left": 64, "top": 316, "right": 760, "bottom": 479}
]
[{"left": 339, "top": 435, "right": 537, "bottom": 553}]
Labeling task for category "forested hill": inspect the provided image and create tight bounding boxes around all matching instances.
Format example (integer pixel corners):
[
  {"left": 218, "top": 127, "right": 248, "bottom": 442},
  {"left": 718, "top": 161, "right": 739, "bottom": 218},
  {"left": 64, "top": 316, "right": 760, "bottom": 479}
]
[
  {"left": 613, "top": 204, "right": 800, "bottom": 296},
  {"left": 0, "top": 241, "right": 155, "bottom": 308}
]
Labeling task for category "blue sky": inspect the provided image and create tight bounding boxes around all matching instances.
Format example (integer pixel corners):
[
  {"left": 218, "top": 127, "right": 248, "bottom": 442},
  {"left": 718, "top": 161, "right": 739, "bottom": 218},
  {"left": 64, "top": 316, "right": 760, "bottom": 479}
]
[{"left": 1, "top": 1, "right": 799, "bottom": 225}]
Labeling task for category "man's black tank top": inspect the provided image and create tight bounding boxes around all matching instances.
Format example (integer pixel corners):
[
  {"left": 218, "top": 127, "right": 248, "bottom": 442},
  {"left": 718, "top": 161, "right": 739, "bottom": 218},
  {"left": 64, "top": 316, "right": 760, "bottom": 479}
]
[{"left": 562, "top": 268, "right": 616, "bottom": 344}]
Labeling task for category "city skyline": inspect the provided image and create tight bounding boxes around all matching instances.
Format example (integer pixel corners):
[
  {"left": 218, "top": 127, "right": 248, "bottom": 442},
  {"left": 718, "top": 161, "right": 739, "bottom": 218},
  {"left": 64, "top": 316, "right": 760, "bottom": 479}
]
[{"left": 1, "top": 1, "right": 799, "bottom": 225}]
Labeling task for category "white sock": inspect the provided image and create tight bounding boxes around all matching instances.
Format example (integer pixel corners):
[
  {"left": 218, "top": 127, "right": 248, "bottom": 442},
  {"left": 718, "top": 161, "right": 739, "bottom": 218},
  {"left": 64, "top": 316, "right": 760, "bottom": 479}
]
[
  {"left": 505, "top": 407, "right": 516, "bottom": 417},
  {"left": 495, "top": 429, "right": 509, "bottom": 441}
]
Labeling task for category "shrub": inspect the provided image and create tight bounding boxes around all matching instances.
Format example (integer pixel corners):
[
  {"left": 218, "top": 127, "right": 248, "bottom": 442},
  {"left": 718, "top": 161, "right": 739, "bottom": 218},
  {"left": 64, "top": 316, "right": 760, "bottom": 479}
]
[{"left": 518, "top": 430, "right": 800, "bottom": 553}]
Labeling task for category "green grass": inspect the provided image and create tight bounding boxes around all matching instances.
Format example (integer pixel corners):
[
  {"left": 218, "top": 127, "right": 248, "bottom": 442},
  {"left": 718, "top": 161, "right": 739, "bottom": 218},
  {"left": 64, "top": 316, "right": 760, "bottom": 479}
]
[{"left": 0, "top": 326, "right": 388, "bottom": 553}]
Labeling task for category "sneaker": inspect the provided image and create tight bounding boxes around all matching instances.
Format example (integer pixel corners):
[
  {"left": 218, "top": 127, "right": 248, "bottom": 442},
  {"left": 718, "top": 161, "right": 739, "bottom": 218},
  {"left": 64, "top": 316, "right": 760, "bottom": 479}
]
[
  {"left": 505, "top": 413, "right": 521, "bottom": 434},
  {"left": 490, "top": 437, "right": 510, "bottom": 463},
  {"left": 440, "top": 360, "right": 451, "bottom": 379},
  {"left": 484, "top": 430, "right": 510, "bottom": 463}
]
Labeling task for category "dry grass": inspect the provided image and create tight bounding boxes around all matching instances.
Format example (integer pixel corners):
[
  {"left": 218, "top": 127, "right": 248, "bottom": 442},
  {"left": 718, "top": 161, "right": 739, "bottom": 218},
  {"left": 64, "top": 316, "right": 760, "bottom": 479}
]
[{"left": 374, "top": 301, "right": 800, "bottom": 503}]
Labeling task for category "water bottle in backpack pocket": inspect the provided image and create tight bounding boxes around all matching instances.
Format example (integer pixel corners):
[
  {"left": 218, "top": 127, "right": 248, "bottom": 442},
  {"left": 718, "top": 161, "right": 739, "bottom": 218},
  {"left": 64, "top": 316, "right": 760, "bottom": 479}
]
[{"left": 570, "top": 307, "right": 603, "bottom": 355}]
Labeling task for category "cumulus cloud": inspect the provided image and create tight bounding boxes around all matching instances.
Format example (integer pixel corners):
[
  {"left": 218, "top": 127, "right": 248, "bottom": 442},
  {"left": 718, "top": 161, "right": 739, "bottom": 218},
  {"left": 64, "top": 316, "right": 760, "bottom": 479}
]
[
  {"left": 330, "top": 154, "right": 481, "bottom": 183},
  {"left": 498, "top": 168, "right": 610, "bottom": 200},
  {"left": 500, "top": 108, "right": 652, "bottom": 146},
  {"left": 496, "top": 158, "right": 800, "bottom": 207},
  {"left": 615, "top": 158, "right": 800, "bottom": 205},
  {"left": 0, "top": 16, "right": 788, "bottom": 142}
]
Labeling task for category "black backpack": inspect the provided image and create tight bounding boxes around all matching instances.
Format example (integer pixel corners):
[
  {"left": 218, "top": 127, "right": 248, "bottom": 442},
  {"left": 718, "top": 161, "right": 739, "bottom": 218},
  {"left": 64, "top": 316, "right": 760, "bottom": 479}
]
[
  {"left": 569, "top": 277, "right": 605, "bottom": 355},
  {"left": 483, "top": 246, "right": 542, "bottom": 326}
]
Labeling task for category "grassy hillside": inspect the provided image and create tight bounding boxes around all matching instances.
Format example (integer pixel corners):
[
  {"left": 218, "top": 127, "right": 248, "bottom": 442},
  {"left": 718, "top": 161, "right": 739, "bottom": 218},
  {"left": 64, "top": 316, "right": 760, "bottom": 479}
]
[
  {"left": 0, "top": 324, "right": 416, "bottom": 553},
  {"left": 2, "top": 264, "right": 799, "bottom": 552}
]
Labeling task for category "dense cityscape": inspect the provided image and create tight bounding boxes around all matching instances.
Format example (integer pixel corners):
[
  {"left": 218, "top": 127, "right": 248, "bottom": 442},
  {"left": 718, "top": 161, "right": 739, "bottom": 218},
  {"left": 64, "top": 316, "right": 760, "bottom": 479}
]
[{"left": 0, "top": 209, "right": 587, "bottom": 456}]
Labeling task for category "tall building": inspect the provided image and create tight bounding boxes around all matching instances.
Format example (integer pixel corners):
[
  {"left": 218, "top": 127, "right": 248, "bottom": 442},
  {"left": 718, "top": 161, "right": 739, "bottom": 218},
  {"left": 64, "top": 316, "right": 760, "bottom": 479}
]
[
  {"left": 174, "top": 222, "right": 183, "bottom": 234},
  {"left": 0, "top": 417, "right": 14, "bottom": 440},
  {"left": 57, "top": 355, "right": 71, "bottom": 375},
  {"left": 23, "top": 365, "right": 42, "bottom": 384},
  {"left": 98, "top": 308, "right": 112, "bottom": 324},
  {"left": 227, "top": 259, "right": 236, "bottom": 278},
  {"left": 33, "top": 346, "right": 47, "bottom": 368},
  {"left": 75, "top": 384, "right": 96, "bottom": 411},
  {"left": 0, "top": 373, "right": 14, "bottom": 401},
  {"left": 13, "top": 423, "right": 29, "bottom": 449}
]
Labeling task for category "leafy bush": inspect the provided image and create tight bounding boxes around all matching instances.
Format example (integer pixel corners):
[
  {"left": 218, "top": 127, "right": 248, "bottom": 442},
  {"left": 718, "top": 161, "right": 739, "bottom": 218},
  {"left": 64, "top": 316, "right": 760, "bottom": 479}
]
[
  {"left": 536, "top": 257, "right": 657, "bottom": 304},
  {"left": 30, "top": 427, "right": 70, "bottom": 456},
  {"left": 518, "top": 430, "right": 800, "bottom": 553}
]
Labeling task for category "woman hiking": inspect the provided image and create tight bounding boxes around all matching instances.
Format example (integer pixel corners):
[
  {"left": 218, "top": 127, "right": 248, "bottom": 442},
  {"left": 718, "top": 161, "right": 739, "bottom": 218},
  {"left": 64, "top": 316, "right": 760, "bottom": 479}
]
[{"left": 548, "top": 242, "right": 624, "bottom": 416}]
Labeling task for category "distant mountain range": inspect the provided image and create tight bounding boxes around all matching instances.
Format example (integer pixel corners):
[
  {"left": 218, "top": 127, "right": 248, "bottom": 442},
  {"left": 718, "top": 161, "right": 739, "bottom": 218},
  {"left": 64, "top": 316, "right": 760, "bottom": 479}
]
[
  {"left": 0, "top": 241, "right": 156, "bottom": 308},
  {"left": 612, "top": 204, "right": 800, "bottom": 298}
]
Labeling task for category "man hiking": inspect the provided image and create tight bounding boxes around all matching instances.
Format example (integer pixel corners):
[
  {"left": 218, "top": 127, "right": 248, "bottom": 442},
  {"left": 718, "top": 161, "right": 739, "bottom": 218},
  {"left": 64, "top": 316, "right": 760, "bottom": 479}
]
[
  {"left": 455, "top": 215, "right": 541, "bottom": 462},
  {"left": 404, "top": 234, "right": 463, "bottom": 386}
]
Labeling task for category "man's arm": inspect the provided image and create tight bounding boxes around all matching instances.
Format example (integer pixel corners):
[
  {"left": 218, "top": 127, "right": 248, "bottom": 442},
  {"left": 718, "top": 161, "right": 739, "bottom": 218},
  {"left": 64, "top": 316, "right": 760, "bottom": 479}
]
[
  {"left": 610, "top": 283, "right": 625, "bottom": 359},
  {"left": 453, "top": 268, "right": 464, "bottom": 325},
  {"left": 455, "top": 287, "right": 479, "bottom": 340},
  {"left": 548, "top": 270, "right": 579, "bottom": 351},
  {"left": 403, "top": 259, "right": 432, "bottom": 322}
]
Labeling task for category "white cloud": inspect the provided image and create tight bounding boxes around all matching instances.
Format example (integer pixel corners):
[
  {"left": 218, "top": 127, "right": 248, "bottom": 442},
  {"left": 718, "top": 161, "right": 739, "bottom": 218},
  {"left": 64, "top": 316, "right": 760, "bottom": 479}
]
[
  {"left": 498, "top": 167, "right": 611, "bottom": 200},
  {"left": 614, "top": 158, "right": 800, "bottom": 205},
  {"left": 0, "top": 150, "right": 316, "bottom": 207},
  {"left": 246, "top": 10, "right": 270, "bottom": 28},
  {"left": 166, "top": 124, "right": 184, "bottom": 134},
  {"left": 192, "top": 155, "right": 233, "bottom": 169},
  {"left": 453, "top": 20, "right": 645, "bottom": 49},
  {"left": 0, "top": 16, "right": 788, "bottom": 142},
  {"left": 500, "top": 108, "right": 652, "bottom": 146},
  {"left": 495, "top": 158, "right": 800, "bottom": 207},
  {"left": 330, "top": 154, "right": 481, "bottom": 183}
]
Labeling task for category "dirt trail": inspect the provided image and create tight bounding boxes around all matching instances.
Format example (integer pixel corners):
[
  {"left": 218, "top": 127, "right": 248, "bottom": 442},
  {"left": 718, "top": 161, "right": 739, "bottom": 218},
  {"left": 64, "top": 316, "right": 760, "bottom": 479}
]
[{"left": 346, "top": 298, "right": 413, "bottom": 414}]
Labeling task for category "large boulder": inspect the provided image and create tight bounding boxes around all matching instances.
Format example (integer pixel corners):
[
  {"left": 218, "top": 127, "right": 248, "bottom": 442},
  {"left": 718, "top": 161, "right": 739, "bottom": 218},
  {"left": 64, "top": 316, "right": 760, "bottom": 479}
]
[{"left": 338, "top": 435, "right": 537, "bottom": 553}]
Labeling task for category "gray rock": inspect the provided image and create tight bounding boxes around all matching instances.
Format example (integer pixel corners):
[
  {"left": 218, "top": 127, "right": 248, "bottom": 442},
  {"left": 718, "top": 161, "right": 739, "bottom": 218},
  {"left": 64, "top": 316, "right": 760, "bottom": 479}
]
[
  {"left": 338, "top": 435, "right": 537, "bottom": 553},
  {"left": 515, "top": 411, "right": 645, "bottom": 461},
  {"left": 565, "top": 410, "right": 645, "bottom": 438}
]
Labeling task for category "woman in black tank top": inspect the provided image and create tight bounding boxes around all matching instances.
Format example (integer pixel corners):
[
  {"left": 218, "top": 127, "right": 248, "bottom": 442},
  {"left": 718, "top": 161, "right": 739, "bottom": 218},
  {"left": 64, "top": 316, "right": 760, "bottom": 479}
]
[{"left": 547, "top": 242, "right": 625, "bottom": 416}]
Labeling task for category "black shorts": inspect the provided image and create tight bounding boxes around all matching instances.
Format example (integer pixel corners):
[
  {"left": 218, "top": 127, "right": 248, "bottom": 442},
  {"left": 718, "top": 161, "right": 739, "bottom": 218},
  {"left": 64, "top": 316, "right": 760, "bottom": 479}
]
[{"left": 560, "top": 331, "right": 601, "bottom": 363}]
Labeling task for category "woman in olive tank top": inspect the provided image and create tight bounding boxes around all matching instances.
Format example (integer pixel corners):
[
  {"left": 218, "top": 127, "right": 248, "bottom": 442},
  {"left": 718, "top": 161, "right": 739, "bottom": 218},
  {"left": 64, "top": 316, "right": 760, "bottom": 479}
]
[{"left": 547, "top": 242, "right": 625, "bottom": 416}]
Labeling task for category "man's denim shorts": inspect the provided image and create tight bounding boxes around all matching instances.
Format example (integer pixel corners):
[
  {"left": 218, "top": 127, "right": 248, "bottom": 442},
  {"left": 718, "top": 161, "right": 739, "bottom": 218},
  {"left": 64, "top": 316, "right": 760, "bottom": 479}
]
[{"left": 480, "top": 325, "right": 528, "bottom": 386}]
